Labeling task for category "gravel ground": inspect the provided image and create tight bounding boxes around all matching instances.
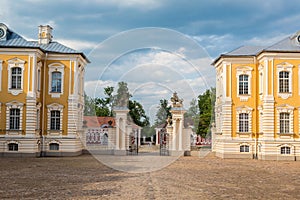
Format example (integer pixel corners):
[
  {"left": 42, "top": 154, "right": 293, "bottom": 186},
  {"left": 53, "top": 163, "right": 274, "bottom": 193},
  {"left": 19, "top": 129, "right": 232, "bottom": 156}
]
[{"left": 1, "top": 152, "right": 300, "bottom": 200}]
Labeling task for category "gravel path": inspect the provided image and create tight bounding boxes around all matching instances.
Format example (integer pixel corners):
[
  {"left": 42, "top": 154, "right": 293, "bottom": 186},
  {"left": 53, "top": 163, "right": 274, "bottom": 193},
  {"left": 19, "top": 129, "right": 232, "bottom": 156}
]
[{"left": 1, "top": 153, "right": 300, "bottom": 199}]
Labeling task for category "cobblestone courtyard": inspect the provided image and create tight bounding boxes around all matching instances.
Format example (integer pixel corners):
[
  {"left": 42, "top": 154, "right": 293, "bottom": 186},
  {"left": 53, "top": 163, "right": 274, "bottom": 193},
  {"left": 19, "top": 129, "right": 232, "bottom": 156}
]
[{"left": 1, "top": 152, "right": 300, "bottom": 199}]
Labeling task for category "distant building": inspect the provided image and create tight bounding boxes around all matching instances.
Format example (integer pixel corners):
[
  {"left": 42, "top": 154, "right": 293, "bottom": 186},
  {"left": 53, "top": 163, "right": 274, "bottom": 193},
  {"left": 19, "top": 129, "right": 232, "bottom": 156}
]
[
  {"left": 212, "top": 31, "right": 300, "bottom": 160},
  {"left": 0, "top": 23, "right": 89, "bottom": 156}
]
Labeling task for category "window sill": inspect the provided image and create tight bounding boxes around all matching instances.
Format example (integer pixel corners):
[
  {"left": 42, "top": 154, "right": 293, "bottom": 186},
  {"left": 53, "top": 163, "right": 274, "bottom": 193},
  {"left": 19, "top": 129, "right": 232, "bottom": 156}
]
[
  {"left": 236, "top": 132, "right": 252, "bottom": 138},
  {"left": 49, "top": 92, "right": 62, "bottom": 98},
  {"left": 8, "top": 89, "right": 22, "bottom": 96},
  {"left": 237, "top": 95, "right": 250, "bottom": 102},
  {"left": 278, "top": 93, "right": 292, "bottom": 99}
]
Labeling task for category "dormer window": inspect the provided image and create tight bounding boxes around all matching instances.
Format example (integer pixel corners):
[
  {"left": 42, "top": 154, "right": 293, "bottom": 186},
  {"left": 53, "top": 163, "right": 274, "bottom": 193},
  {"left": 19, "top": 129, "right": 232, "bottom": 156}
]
[{"left": 0, "top": 23, "right": 8, "bottom": 41}]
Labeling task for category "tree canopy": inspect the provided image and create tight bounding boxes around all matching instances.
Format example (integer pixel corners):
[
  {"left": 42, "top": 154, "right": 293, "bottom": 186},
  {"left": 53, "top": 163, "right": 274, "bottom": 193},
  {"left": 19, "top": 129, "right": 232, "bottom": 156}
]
[{"left": 84, "top": 81, "right": 149, "bottom": 127}]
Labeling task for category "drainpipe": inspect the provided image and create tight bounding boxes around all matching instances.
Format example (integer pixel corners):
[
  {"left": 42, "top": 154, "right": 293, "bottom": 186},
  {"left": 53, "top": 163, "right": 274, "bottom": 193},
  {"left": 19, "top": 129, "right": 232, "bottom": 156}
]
[{"left": 40, "top": 53, "right": 48, "bottom": 157}]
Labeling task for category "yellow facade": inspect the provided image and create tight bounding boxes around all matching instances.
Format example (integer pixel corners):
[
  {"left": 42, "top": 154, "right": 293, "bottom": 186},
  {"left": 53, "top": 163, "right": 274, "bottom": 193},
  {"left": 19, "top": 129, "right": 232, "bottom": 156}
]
[
  {"left": 0, "top": 23, "right": 88, "bottom": 156},
  {"left": 213, "top": 32, "right": 300, "bottom": 160}
]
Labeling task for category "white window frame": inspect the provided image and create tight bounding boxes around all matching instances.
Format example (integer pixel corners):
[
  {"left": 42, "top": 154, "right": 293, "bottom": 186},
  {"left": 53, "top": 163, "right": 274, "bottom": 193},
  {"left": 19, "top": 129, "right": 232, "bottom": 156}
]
[
  {"left": 47, "top": 103, "right": 63, "bottom": 135},
  {"left": 7, "top": 58, "right": 25, "bottom": 96},
  {"left": 236, "top": 106, "right": 253, "bottom": 134},
  {"left": 48, "top": 63, "right": 64, "bottom": 98},
  {"left": 276, "top": 104, "right": 294, "bottom": 135},
  {"left": 240, "top": 144, "right": 250, "bottom": 153},
  {"left": 238, "top": 113, "right": 249, "bottom": 133},
  {"left": 236, "top": 66, "right": 253, "bottom": 101},
  {"left": 6, "top": 101, "right": 24, "bottom": 134},
  {"left": 277, "top": 62, "right": 293, "bottom": 99},
  {"left": 279, "top": 144, "right": 292, "bottom": 155},
  {"left": 5, "top": 140, "right": 20, "bottom": 152},
  {"left": 36, "top": 61, "right": 42, "bottom": 98},
  {"left": 48, "top": 140, "right": 61, "bottom": 151}
]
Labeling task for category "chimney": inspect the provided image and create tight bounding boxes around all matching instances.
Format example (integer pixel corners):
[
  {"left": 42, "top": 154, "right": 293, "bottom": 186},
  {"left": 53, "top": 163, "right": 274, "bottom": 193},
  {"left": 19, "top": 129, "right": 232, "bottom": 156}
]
[{"left": 38, "top": 25, "right": 53, "bottom": 44}]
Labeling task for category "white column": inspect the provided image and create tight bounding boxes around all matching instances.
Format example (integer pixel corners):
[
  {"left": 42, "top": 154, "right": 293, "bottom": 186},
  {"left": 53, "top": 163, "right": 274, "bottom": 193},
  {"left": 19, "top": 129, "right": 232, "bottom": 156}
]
[
  {"left": 172, "top": 119, "right": 176, "bottom": 151},
  {"left": 116, "top": 117, "right": 120, "bottom": 150},
  {"left": 121, "top": 120, "right": 125, "bottom": 150},
  {"left": 178, "top": 119, "right": 183, "bottom": 151}
]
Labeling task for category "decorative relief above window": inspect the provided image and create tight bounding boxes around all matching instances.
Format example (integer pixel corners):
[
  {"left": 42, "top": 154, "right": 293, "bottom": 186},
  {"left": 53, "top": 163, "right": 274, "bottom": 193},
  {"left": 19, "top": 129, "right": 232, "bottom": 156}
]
[
  {"left": 236, "top": 66, "right": 253, "bottom": 101},
  {"left": 7, "top": 58, "right": 25, "bottom": 96},
  {"left": 277, "top": 62, "right": 293, "bottom": 99}
]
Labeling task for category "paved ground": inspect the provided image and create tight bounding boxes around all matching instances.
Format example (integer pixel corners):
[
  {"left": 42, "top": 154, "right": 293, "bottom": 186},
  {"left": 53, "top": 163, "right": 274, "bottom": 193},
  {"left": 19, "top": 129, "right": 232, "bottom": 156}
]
[{"left": 1, "top": 152, "right": 300, "bottom": 199}]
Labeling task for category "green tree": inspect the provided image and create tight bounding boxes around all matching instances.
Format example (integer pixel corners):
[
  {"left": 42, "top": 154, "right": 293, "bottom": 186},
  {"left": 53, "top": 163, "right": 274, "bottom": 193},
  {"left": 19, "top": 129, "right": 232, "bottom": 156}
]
[
  {"left": 197, "top": 88, "right": 216, "bottom": 138},
  {"left": 129, "top": 100, "right": 150, "bottom": 127},
  {"left": 113, "top": 82, "right": 131, "bottom": 107},
  {"left": 93, "top": 86, "right": 115, "bottom": 117},
  {"left": 184, "top": 98, "right": 199, "bottom": 133},
  {"left": 84, "top": 93, "right": 96, "bottom": 116},
  {"left": 155, "top": 99, "right": 171, "bottom": 126}
]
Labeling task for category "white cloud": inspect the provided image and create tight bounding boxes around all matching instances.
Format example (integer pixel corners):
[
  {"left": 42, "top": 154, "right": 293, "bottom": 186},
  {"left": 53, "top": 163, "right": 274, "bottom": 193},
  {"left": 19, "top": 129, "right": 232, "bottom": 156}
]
[
  {"left": 56, "top": 39, "right": 97, "bottom": 51},
  {"left": 91, "top": 0, "right": 162, "bottom": 10}
]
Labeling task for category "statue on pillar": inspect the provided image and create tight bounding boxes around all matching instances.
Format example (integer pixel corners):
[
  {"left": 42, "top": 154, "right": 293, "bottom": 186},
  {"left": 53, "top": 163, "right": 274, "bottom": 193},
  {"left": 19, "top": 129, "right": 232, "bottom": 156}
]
[{"left": 171, "top": 92, "right": 183, "bottom": 107}]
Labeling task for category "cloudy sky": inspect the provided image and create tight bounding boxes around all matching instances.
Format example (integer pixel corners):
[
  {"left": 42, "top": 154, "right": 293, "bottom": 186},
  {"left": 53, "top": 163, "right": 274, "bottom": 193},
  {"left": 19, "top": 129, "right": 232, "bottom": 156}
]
[{"left": 2, "top": 0, "right": 300, "bottom": 122}]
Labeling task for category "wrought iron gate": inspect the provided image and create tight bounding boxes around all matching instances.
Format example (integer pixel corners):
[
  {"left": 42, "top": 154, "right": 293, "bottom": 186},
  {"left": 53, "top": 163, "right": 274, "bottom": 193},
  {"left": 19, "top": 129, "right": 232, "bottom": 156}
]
[
  {"left": 160, "top": 128, "right": 169, "bottom": 156},
  {"left": 127, "top": 131, "right": 139, "bottom": 155}
]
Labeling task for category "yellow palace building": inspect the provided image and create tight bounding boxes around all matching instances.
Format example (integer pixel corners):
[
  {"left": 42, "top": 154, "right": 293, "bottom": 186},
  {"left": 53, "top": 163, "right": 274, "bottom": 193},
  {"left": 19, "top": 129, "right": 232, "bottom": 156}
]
[
  {"left": 0, "top": 23, "right": 88, "bottom": 156},
  {"left": 212, "top": 31, "right": 300, "bottom": 160}
]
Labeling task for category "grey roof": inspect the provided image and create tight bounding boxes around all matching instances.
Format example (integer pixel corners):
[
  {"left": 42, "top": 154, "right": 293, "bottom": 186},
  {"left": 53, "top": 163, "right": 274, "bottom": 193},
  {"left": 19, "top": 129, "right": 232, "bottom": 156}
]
[
  {"left": 213, "top": 32, "right": 300, "bottom": 65},
  {"left": 265, "top": 36, "right": 300, "bottom": 52},
  {"left": 0, "top": 27, "right": 89, "bottom": 61},
  {"left": 225, "top": 46, "right": 266, "bottom": 56}
]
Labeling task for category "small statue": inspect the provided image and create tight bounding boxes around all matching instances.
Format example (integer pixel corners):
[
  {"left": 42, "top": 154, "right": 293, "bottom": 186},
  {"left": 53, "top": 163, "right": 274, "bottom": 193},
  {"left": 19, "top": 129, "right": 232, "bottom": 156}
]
[
  {"left": 166, "top": 116, "right": 172, "bottom": 126},
  {"left": 170, "top": 92, "right": 183, "bottom": 107}
]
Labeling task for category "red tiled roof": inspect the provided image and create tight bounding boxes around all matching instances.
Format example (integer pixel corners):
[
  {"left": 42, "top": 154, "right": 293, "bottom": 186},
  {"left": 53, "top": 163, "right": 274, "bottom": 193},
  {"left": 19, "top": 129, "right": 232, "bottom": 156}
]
[{"left": 83, "top": 116, "right": 115, "bottom": 128}]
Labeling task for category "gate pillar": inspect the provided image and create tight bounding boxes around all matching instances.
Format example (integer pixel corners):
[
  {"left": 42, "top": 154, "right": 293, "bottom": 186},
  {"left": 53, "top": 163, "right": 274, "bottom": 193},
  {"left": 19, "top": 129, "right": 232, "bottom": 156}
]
[
  {"left": 169, "top": 92, "right": 188, "bottom": 156},
  {"left": 114, "top": 107, "right": 129, "bottom": 155}
]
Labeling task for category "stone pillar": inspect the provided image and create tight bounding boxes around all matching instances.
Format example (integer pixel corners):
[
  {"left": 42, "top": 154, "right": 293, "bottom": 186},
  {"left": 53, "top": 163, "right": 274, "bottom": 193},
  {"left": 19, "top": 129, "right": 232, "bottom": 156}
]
[
  {"left": 25, "top": 96, "right": 37, "bottom": 137},
  {"left": 114, "top": 107, "right": 129, "bottom": 155},
  {"left": 170, "top": 108, "right": 186, "bottom": 155},
  {"left": 211, "top": 122, "right": 216, "bottom": 152}
]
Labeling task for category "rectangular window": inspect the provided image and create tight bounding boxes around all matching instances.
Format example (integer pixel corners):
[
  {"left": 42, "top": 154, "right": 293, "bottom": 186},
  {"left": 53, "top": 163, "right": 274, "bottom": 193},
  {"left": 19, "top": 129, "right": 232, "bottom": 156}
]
[
  {"left": 240, "top": 145, "right": 249, "bottom": 152},
  {"left": 281, "top": 146, "right": 290, "bottom": 154},
  {"left": 239, "top": 113, "right": 249, "bottom": 132},
  {"left": 51, "top": 72, "right": 62, "bottom": 93},
  {"left": 279, "top": 113, "right": 289, "bottom": 133},
  {"left": 279, "top": 71, "right": 289, "bottom": 93},
  {"left": 8, "top": 143, "right": 18, "bottom": 151},
  {"left": 239, "top": 75, "right": 249, "bottom": 95},
  {"left": 49, "top": 143, "right": 59, "bottom": 150},
  {"left": 50, "top": 110, "right": 60, "bottom": 130},
  {"left": 9, "top": 108, "right": 20, "bottom": 130},
  {"left": 11, "top": 67, "right": 22, "bottom": 89}
]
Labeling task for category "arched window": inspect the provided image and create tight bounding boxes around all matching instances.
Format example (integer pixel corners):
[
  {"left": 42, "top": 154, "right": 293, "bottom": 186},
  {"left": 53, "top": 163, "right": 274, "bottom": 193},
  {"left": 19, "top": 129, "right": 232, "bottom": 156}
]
[
  {"left": 49, "top": 143, "right": 59, "bottom": 151},
  {"left": 279, "top": 71, "right": 289, "bottom": 93},
  {"left": 279, "top": 112, "right": 290, "bottom": 133},
  {"left": 280, "top": 146, "right": 290, "bottom": 154},
  {"left": 51, "top": 71, "right": 62, "bottom": 93},
  {"left": 239, "top": 75, "right": 249, "bottom": 95},
  {"left": 240, "top": 145, "right": 249, "bottom": 152},
  {"left": 239, "top": 113, "right": 249, "bottom": 132}
]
